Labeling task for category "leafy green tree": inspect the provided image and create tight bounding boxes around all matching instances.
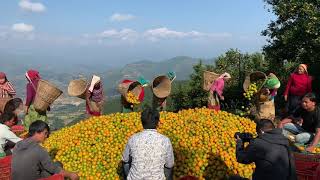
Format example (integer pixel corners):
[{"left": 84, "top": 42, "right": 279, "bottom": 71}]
[
  {"left": 213, "top": 49, "right": 268, "bottom": 98},
  {"left": 262, "top": 0, "right": 320, "bottom": 65},
  {"left": 169, "top": 61, "right": 210, "bottom": 111}
]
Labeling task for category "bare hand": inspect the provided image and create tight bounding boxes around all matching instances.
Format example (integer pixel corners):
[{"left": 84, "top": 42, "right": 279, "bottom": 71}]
[
  {"left": 24, "top": 106, "right": 29, "bottom": 115},
  {"left": 306, "top": 146, "right": 315, "bottom": 152},
  {"left": 284, "top": 95, "right": 288, "bottom": 102},
  {"left": 278, "top": 118, "right": 292, "bottom": 128},
  {"left": 0, "top": 85, "right": 9, "bottom": 91},
  {"left": 69, "top": 173, "right": 79, "bottom": 180},
  {"left": 220, "top": 96, "right": 225, "bottom": 101},
  {"left": 236, "top": 135, "right": 241, "bottom": 141}
]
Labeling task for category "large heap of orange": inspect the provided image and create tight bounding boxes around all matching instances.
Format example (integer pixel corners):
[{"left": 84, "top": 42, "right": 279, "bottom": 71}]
[{"left": 43, "top": 108, "right": 256, "bottom": 180}]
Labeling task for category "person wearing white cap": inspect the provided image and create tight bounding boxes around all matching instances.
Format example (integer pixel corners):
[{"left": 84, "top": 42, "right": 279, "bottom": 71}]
[
  {"left": 85, "top": 75, "right": 104, "bottom": 116},
  {"left": 208, "top": 72, "right": 231, "bottom": 111},
  {"left": 284, "top": 64, "right": 313, "bottom": 115}
]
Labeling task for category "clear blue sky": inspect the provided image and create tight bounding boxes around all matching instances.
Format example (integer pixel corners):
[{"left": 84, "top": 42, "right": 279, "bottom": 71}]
[{"left": 0, "top": 0, "right": 274, "bottom": 65}]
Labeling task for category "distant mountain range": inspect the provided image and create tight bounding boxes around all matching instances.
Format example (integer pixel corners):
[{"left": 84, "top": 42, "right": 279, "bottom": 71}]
[
  {"left": 2, "top": 55, "right": 215, "bottom": 98},
  {"left": 2, "top": 55, "right": 215, "bottom": 129}
]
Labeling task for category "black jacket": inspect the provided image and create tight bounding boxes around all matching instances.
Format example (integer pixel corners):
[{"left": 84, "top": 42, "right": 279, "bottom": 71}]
[{"left": 236, "top": 128, "right": 297, "bottom": 180}]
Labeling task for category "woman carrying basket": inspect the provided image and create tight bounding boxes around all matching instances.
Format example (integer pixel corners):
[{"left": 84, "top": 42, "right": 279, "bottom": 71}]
[
  {"left": 86, "top": 75, "right": 104, "bottom": 116},
  {"left": 24, "top": 70, "right": 48, "bottom": 129},
  {"left": 0, "top": 72, "right": 16, "bottom": 114},
  {"left": 256, "top": 73, "right": 281, "bottom": 121},
  {"left": 208, "top": 72, "right": 231, "bottom": 111}
]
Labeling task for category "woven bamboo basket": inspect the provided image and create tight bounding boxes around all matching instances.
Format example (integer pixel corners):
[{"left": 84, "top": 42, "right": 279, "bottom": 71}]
[
  {"left": 34, "top": 80, "right": 63, "bottom": 112},
  {"left": 68, "top": 79, "right": 88, "bottom": 99},
  {"left": 152, "top": 75, "right": 172, "bottom": 98},
  {"left": 117, "top": 81, "right": 142, "bottom": 102},
  {"left": 243, "top": 71, "right": 267, "bottom": 91},
  {"left": 203, "top": 71, "right": 220, "bottom": 91}
]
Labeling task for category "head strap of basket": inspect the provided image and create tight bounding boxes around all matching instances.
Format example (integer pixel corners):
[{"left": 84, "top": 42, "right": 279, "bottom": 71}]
[
  {"left": 68, "top": 79, "right": 88, "bottom": 99},
  {"left": 152, "top": 75, "right": 172, "bottom": 98},
  {"left": 203, "top": 71, "right": 220, "bottom": 91},
  {"left": 243, "top": 71, "right": 267, "bottom": 91},
  {"left": 117, "top": 80, "right": 143, "bottom": 101},
  {"left": 33, "top": 79, "right": 63, "bottom": 112}
]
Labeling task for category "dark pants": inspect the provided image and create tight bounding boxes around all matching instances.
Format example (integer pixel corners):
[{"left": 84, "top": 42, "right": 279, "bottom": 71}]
[
  {"left": 4, "top": 140, "right": 16, "bottom": 156},
  {"left": 286, "top": 95, "right": 302, "bottom": 115}
]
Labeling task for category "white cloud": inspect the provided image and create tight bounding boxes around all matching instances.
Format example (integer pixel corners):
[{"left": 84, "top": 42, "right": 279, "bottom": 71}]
[
  {"left": 83, "top": 27, "right": 232, "bottom": 44},
  {"left": 99, "top": 29, "right": 138, "bottom": 40},
  {"left": 110, "top": 13, "right": 135, "bottom": 22},
  {"left": 12, "top": 23, "right": 34, "bottom": 33},
  {"left": 19, "top": 0, "right": 46, "bottom": 13},
  {"left": 144, "top": 27, "right": 232, "bottom": 41},
  {"left": 145, "top": 28, "right": 189, "bottom": 39}
]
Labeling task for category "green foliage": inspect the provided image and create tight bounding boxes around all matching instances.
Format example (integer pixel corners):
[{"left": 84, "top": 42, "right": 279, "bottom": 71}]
[
  {"left": 213, "top": 49, "right": 268, "bottom": 99},
  {"left": 262, "top": 0, "right": 320, "bottom": 65},
  {"left": 169, "top": 50, "right": 269, "bottom": 112},
  {"left": 169, "top": 61, "right": 209, "bottom": 111}
]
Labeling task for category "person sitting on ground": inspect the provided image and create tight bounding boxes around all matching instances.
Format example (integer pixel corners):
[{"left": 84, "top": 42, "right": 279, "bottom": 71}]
[
  {"left": 278, "top": 93, "right": 320, "bottom": 152},
  {"left": 122, "top": 107, "right": 174, "bottom": 180},
  {"left": 0, "top": 112, "right": 22, "bottom": 157},
  {"left": 236, "top": 119, "right": 296, "bottom": 180},
  {"left": 12, "top": 120, "right": 79, "bottom": 180}
]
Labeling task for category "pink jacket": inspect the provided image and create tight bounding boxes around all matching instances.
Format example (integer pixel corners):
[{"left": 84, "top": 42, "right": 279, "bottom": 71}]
[{"left": 210, "top": 78, "right": 225, "bottom": 97}]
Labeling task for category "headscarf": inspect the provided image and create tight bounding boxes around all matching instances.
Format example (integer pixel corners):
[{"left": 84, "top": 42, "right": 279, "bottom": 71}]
[
  {"left": 0, "top": 72, "right": 6, "bottom": 79},
  {"left": 298, "top": 64, "right": 308, "bottom": 74},
  {"left": 265, "top": 73, "right": 281, "bottom": 89},
  {"left": 0, "top": 72, "right": 7, "bottom": 82},
  {"left": 219, "top": 72, "right": 231, "bottom": 79},
  {"left": 89, "top": 75, "right": 101, "bottom": 92},
  {"left": 25, "top": 70, "right": 40, "bottom": 82}
]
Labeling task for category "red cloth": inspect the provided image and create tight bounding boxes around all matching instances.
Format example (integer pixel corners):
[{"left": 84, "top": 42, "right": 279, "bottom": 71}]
[
  {"left": 284, "top": 73, "right": 312, "bottom": 96},
  {"left": 25, "top": 79, "right": 39, "bottom": 106},
  {"left": 0, "top": 72, "right": 6, "bottom": 79},
  {"left": 26, "top": 70, "right": 40, "bottom": 81},
  {"left": 85, "top": 101, "right": 101, "bottom": 116},
  {"left": 208, "top": 104, "right": 220, "bottom": 111}
]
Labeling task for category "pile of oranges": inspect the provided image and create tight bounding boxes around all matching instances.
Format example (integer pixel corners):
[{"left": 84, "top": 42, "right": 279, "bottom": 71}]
[
  {"left": 126, "top": 91, "right": 140, "bottom": 104},
  {"left": 296, "top": 144, "right": 320, "bottom": 153},
  {"left": 43, "top": 108, "right": 256, "bottom": 180}
]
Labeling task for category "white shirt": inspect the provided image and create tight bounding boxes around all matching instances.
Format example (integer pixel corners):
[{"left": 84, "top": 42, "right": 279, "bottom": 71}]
[
  {"left": 0, "top": 124, "right": 22, "bottom": 153},
  {"left": 122, "top": 129, "right": 174, "bottom": 180}
]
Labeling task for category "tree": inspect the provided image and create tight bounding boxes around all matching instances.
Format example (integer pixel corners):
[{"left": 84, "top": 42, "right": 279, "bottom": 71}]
[
  {"left": 169, "top": 50, "right": 268, "bottom": 112},
  {"left": 213, "top": 49, "right": 268, "bottom": 99},
  {"left": 170, "top": 61, "right": 210, "bottom": 111},
  {"left": 262, "top": 0, "right": 320, "bottom": 65}
]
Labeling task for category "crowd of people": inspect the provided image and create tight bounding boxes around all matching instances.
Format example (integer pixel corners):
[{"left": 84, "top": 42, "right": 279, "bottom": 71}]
[{"left": 0, "top": 63, "right": 318, "bottom": 180}]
